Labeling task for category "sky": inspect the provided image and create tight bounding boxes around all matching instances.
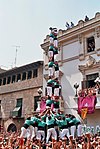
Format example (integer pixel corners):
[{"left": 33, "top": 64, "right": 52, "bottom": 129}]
[{"left": 0, "top": 0, "right": 100, "bottom": 69}]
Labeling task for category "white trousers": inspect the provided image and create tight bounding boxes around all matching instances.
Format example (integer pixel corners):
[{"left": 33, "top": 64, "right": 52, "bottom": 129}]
[
  {"left": 46, "top": 128, "right": 57, "bottom": 143},
  {"left": 20, "top": 127, "right": 27, "bottom": 138},
  {"left": 60, "top": 128, "right": 70, "bottom": 140},
  {"left": 48, "top": 67, "right": 54, "bottom": 77},
  {"left": 77, "top": 124, "right": 82, "bottom": 137},
  {"left": 28, "top": 126, "right": 34, "bottom": 139},
  {"left": 49, "top": 37, "right": 54, "bottom": 45},
  {"left": 55, "top": 70, "right": 59, "bottom": 78},
  {"left": 54, "top": 88, "right": 59, "bottom": 96},
  {"left": 48, "top": 51, "right": 53, "bottom": 58},
  {"left": 54, "top": 40, "right": 58, "bottom": 48},
  {"left": 47, "top": 86, "right": 52, "bottom": 97},
  {"left": 54, "top": 53, "right": 59, "bottom": 62},
  {"left": 70, "top": 125, "right": 76, "bottom": 139},
  {"left": 37, "top": 130, "right": 45, "bottom": 141},
  {"left": 20, "top": 127, "right": 31, "bottom": 139},
  {"left": 30, "top": 126, "right": 38, "bottom": 140}
]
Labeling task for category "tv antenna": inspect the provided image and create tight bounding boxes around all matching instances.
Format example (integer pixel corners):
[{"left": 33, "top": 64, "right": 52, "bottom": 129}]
[{"left": 13, "top": 45, "right": 20, "bottom": 67}]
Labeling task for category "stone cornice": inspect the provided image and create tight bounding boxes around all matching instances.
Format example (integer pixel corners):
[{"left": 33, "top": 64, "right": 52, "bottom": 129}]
[
  {"left": 78, "top": 61, "right": 100, "bottom": 73},
  {"left": 41, "top": 12, "right": 100, "bottom": 51},
  {"left": 0, "top": 61, "right": 43, "bottom": 77}
]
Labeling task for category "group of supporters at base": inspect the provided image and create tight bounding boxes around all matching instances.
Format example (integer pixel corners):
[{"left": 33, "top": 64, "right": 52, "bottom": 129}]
[
  {"left": 20, "top": 108, "right": 82, "bottom": 145},
  {"left": 1, "top": 131, "right": 100, "bottom": 149}
]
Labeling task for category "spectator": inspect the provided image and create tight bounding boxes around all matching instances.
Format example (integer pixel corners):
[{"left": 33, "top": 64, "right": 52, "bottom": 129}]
[
  {"left": 65, "top": 22, "right": 70, "bottom": 29},
  {"left": 85, "top": 15, "right": 89, "bottom": 21},
  {"left": 71, "top": 22, "right": 74, "bottom": 27}
]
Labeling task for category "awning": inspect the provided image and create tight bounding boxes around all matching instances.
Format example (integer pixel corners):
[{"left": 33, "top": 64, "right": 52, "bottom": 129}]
[{"left": 11, "top": 107, "right": 20, "bottom": 117}]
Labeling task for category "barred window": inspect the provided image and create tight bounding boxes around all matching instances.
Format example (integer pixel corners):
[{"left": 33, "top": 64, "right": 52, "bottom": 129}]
[{"left": 87, "top": 36, "right": 95, "bottom": 53}]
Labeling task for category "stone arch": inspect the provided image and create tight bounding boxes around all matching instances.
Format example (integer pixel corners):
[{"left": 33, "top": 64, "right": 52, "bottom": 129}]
[{"left": 4, "top": 119, "right": 17, "bottom": 132}]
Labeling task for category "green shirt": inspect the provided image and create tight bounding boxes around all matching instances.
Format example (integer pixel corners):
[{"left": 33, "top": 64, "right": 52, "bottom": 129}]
[
  {"left": 69, "top": 118, "right": 80, "bottom": 126},
  {"left": 53, "top": 101, "right": 59, "bottom": 106},
  {"left": 56, "top": 119, "right": 68, "bottom": 129},
  {"left": 54, "top": 48, "right": 58, "bottom": 54},
  {"left": 66, "top": 117, "right": 71, "bottom": 123},
  {"left": 31, "top": 117, "right": 40, "bottom": 123},
  {"left": 47, "top": 79, "right": 54, "bottom": 86},
  {"left": 49, "top": 45, "right": 54, "bottom": 51},
  {"left": 46, "top": 99, "right": 53, "bottom": 105},
  {"left": 25, "top": 120, "right": 34, "bottom": 126},
  {"left": 49, "top": 33, "right": 55, "bottom": 39},
  {"left": 53, "top": 80, "right": 59, "bottom": 87},
  {"left": 38, "top": 121, "right": 46, "bottom": 127},
  {"left": 48, "top": 61, "right": 54, "bottom": 67},
  {"left": 46, "top": 116, "right": 55, "bottom": 126},
  {"left": 56, "top": 113, "right": 65, "bottom": 118}
]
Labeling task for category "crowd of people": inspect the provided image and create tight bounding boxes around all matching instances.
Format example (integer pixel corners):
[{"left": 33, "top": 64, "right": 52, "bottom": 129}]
[
  {"left": 0, "top": 115, "right": 100, "bottom": 149},
  {"left": 78, "top": 83, "right": 100, "bottom": 97}
]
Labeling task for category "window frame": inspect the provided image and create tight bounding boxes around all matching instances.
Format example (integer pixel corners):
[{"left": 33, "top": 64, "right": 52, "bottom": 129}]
[{"left": 87, "top": 36, "right": 95, "bottom": 53}]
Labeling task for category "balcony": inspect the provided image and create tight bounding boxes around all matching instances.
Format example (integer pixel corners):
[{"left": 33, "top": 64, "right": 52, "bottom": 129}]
[{"left": 73, "top": 92, "right": 100, "bottom": 111}]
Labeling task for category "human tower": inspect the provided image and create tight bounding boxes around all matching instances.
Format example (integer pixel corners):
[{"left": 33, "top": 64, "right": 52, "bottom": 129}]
[
  {"left": 20, "top": 27, "right": 61, "bottom": 141},
  {"left": 46, "top": 27, "right": 61, "bottom": 112},
  {"left": 20, "top": 28, "right": 82, "bottom": 148}
]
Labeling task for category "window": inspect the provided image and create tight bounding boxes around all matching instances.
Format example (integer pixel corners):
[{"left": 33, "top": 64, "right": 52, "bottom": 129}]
[
  {"left": 34, "top": 96, "right": 40, "bottom": 111},
  {"left": 3, "top": 78, "right": 6, "bottom": 85},
  {"left": 17, "top": 74, "right": 21, "bottom": 82},
  {"left": 27, "top": 71, "right": 32, "bottom": 79},
  {"left": 7, "top": 76, "right": 11, "bottom": 84},
  {"left": 81, "top": 73, "right": 99, "bottom": 89},
  {"left": 22, "top": 72, "right": 26, "bottom": 80},
  {"left": 12, "top": 98, "right": 23, "bottom": 117},
  {"left": 0, "top": 79, "right": 2, "bottom": 86},
  {"left": 33, "top": 69, "right": 38, "bottom": 78},
  {"left": 16, "top": 98, "right": 23, "bottom": 107},
  {"left": 86, "top": 73, "right": 99, "bottom": 88},
  {"left": 12, "top": 75, "right": 16, "bottom": 83},
  {"left": 87, "top": 36, "right": 95, "bottom": 53}
]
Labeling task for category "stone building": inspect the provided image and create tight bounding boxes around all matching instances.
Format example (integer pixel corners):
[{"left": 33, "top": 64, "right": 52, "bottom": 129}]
[
  {"left": 41, "top": 12, "right": 100, "bottom": 129},
  {"left": 0, "top": 60, "right": 43, "bottom": 132}
]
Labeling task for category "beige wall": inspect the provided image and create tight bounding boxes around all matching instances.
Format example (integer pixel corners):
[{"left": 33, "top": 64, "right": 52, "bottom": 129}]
[{"left": 0, "top": 62, "right": 43, "bottom": 131}]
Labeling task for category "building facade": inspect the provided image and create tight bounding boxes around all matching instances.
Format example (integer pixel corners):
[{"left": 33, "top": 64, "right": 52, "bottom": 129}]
[
  {"left": 41, "top": 12, "right": 100, "bottom": 129},
  {"left": 0, "top": 61, "right": 43, "bottom": 132}
]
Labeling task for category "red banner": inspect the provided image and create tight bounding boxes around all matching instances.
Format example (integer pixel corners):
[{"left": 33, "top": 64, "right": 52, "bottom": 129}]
[
  {"left": 78, "top": 95, "right": 97, "bottom": 114},
  {"left": 40, "top": 99, "right": 46, "bottom": 113}
]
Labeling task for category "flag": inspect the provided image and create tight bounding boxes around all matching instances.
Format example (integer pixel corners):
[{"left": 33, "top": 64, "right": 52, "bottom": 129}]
[
  {"left": 81, "top": 108, "right": 88, "bottom": 119},
  {"left": 78, "top": 95, "right": 96, "bottom": 114},
  {"left": 40, "top": 98, "right": 46, "bottom": 113}
]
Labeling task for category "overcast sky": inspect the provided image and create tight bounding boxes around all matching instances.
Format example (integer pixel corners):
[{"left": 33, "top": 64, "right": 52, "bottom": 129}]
[{"left": 0, "top": 0, "right": 100, "bottom": 69}]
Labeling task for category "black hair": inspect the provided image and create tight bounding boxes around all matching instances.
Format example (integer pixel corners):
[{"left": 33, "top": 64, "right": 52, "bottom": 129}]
[
  {"left": 63, "top": 117, "right": 65, "bottom": 120},
  {"left": 27, "top": 117, "right": 31, "bottom": 120},
  {"left": 48, "top": 116, "right": 51, "bottom": 120},
  {"left": 49, "top": 27, "right": 52, "bottom": 30}
]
